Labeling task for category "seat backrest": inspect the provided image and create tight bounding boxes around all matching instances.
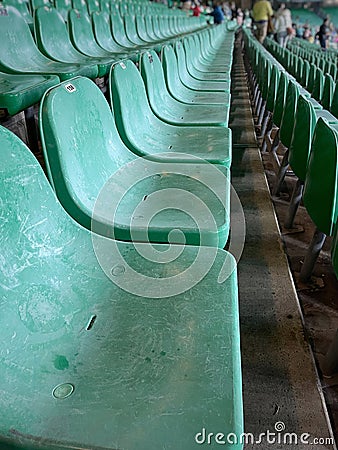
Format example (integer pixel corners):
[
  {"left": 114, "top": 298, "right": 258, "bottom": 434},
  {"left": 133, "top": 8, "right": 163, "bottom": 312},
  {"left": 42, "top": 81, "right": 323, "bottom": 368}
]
[
  {"left": 280, "top": 80, "right": 299, "bottom": 149},
  {"left": 266, "top": 65, "right": 279, "bottom": 112},
  {"left": 140, "top": 50, "right": 170, "bottom": 107},
  {"left": 40, "top": 76, "right": 135, "bottom": 229},
  {"left": 322, "top": 74, "right": 334, "bottom": 111},
  {"left": 0, "top": 5, "right": 50, "bottom": 72},
  {"left": 68, "top": 9, "right": 107, "bottom": 56},
  {"left": 87, "top": 0, "right": 99, "bottom": 15},
  {"left": 303, "top": 118, "right": 338, "bottom": 236},
  {"left": 109, "top": 59, "right": 157, "bottom": 149},
  {"left": 72, "top": 0, "right": 87, "bottom": 13},
  {"left": 272, "top": 71, "right": 288, "bottom": 128},
  {"left": 161, "top": 45, "right": 181, "bottom": 93},
  {"left": 34, "top": 7, "right": 84, "bottom": 62},
  {"left": 312, "top": 68, "right": 324, "bottom": 102},
  {"left": 54, "top": 0, "right": 71, "bottom": 20},
  {"left": 3, "top": 0, "right": 33, "bottom": 25},
  {"left": 0, "top": 124, "right": 83, "bottom": 287},
  {"left": 330, "top": 82, "right": 338, "bottom": 119},
  {"left": 288, "top": 95, "right": 316, "bottom": 182}
]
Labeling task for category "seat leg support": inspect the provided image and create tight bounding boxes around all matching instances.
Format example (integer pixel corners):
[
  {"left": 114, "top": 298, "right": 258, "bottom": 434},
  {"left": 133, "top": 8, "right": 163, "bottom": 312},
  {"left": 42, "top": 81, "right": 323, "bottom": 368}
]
[
  {"left": 299, "top": 228, "right": 326, "bottom": 282},
  {"left": 285, "top": 179, "right": 303, "bottom": 229}
]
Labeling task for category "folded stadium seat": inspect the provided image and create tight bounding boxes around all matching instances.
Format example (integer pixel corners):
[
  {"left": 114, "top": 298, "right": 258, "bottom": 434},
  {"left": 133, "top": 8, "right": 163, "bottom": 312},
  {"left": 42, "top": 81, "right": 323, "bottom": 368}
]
[
  {"left": 159, "top": 16, "right": 174, "bottom": 38},
  {"left": 174, "top": 42, "right": 230, "bottom": 92},
  {"left": 110, "top": 12, "right": 143, "bottom": 49},
  {"left": 92, "top": 10, "right": 138, "bottom": 58},
  {"left": 110, "top": 60, "right": 232, "bottom": 166},
  {"left": 0, "top": 72, "right": 59, "bottom": 116},
  {"left": 2, "top": 0, "right": 34, "bottom": 30},
  {"left": 312, "top": 68, "right": 324, "bottom": 103},
  {"left": 0, "top": 124, "right": 243, "bottom": 450},
  {"left": 152, "top": 16, "right": 168, "bottom": 40},
  {"left": 34, "top": 7, "right": 99, "bottom": 79},
  {"left": 54, "top": 0, "right": 71, "bottom": 21},
  {"left": 99, "top": 0, "right": 110, "bottom": 13},
  {"left": 40, "top": 77, "right": 231, "bottom": 247},
  {"left": 0, "top": 6, "right": 93, "bottom": 81},
  {"left": 182, "top": 39, "right": 230, "bottom": 82},
  {"left": 322, "top": 74, "right": 334, "bottom": 111},
  {"left": 300, "top": 118, "right": 338, "bottom": 281},
  {"left": 140, "top": 51, "right": 229, "bottom": 127},
  {"left": 330, "top": 82, "right": 338, "bottom": 119},
  {"left": 68, "top": 9, "right": 131, "bottom": 73},
  {"left": 161, "top": 45, "right": 231, "bottom": 105}
]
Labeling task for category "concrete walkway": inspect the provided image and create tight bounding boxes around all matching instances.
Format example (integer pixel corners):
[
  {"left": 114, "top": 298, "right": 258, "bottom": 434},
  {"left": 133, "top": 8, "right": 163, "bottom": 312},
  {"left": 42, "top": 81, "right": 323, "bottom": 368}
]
[{"left": 230, "top": 32, "right": 336, "bottom": 450}]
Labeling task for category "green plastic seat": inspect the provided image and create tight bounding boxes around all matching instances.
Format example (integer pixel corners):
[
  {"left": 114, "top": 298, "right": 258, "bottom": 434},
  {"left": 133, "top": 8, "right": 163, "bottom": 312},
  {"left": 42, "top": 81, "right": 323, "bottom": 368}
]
[
  {"left": 188, "top": 35, "right": 232, "bottom": 73},
  {"left": 2, "top": 0, "right": 33, "bottom": 30},
  {"left": 30, "top": 0, "right": 50, "bottom": 9},
  {"left": 40, "top": 77, "right": 231, "bottom": 247},
  {"left": 140, "top": 51, "right": 229, "bottom": 127},
  {"left": 174, "top": 42, "right": 230, "bottom": 93},
  {"left": 280, "top": 81, "right": 299, "bottom": 149},
  {"left": 92, "top": 11, "right": 134, "bottom": 57},
  {"left": 301, "top": 60, "right": 310, "bottom": 89},
  {"left": 312, "top": 68, "right": 324, "bottom": 102},
  {"left": 266, "top": 64, "right": 279, "bottom": 112},
  {"left": 331, "top": 82, "right": 338, "bottom": 119},
  {"left": 110, "top": 60, "right": 232, "bottom": 166},
  {"left": 87, "top": 0, "right": 100, "bottom": 15},
  {"left": 34, "top": 7, "right": 99, "bottom": 79},
  {"left": 111, "top": 12, "right": 139, "bottom": 49},
  {"left": 162, "top": 45, "right": 231, "bottom": 104},
  {"left": 72, "top": 0, "right": 87, "bottom": 13},
  {"left": 144, "top": 15, "right": 160, "bottom": 41},
  {"left": 0, "top": 6, "right": 92, "bottom": 81},
  {"left": 0, "top": 124, "right": 243, "bottom": 450},
  {"left": 307, "top": 63, "right": 316, "bottom": 94},
  {"left": 124, "top": 14, "right": 149, "bottom": 46},
  {"left": 322, "top": 74, "right": 334, "bottom": 111},
  {"left": 182, "top": 39, "right": 230, "bottom": 82},
  {"left": 68, "top": 9, "right": 119, "bottom": 75},
  {"left": 54, "top": 0, "right": 71, "bottom": 20},
  {"left": 289, "top": 96, "right": 317, "bottom": 182},
  {"left": 0, "top": 72, "right": 59, "bottom": 116},
  {"left": 272, "top": 71, "right": 288, "bottom": 128},
  {"left": 303, "top": 118, "right": 338, "bottom": 236},
  {"left": 136, "top": 15, "right": 158, "bottom": 43}
]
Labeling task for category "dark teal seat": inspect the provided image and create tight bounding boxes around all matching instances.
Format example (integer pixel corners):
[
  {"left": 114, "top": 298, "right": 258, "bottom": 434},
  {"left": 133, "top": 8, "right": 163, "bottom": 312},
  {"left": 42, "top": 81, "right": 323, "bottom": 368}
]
[
  {"left": 0, "top": 124, "right": 243, "bottom": 450},
  {"left": 111, "top": 12, "right": 139, "bottom": 49},
  {"left": 140, "top": 51, "right": 229, "bottom": 127},
  {"left": 40, "top": 77, "right": 231, "bottom": 247},
  {"left": 110, "top": 60, "right": 232, "bottom": 166},
  {"left": 0, "top": 72, "right": 59, "bottom": 116},
  {"left": 34, "top": 7, "right": 99, "bottom": 79},
  {"left": 3, "top": 0, "right": 34, "bottom": 30},
  {"left": 124, "top": 14, "right": 149, "bottom": 46},
  {"left": 0, "top": 6, "right": 92, "bottom": 81},
  {"left": 161, "top": 45, "right": 231, "bottom": 105}
]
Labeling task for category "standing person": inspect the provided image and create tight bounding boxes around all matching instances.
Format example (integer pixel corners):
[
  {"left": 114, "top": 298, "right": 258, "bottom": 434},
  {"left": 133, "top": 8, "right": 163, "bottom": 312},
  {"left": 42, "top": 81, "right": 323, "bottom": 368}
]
[
  {"left": 274, "top": 3, "right": 292, "bottom": 47},
  {"left": 316, "top": 18, "right": 329, "bottom": 50},
  {"left": 208, "top": 1, "right": 225, "bottom": 25},
  {"left": 252, "top": 0, "right": 273, "bottom": 44},
  {"left": 191, "top": 0, "right": 202, "bottom": 16},
  {"left": 236, "top": 8, "right": 244, "bottom": 27}
]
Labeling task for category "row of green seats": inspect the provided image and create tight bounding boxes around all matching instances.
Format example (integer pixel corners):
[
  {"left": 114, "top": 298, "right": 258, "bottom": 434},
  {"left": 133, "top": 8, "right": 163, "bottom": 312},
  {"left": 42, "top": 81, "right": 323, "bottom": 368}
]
[
  {"left": 243, "top": 28, "right": 338, "bottom": 282},
  {"left": 287, "top": 37, "right": 337, "bottom": 66},
  {"left": 265, "top": 38, "right": 338, "bottom": 123},
  {"left": 0, "top": 22, "right": 243, "bottom": 450}
]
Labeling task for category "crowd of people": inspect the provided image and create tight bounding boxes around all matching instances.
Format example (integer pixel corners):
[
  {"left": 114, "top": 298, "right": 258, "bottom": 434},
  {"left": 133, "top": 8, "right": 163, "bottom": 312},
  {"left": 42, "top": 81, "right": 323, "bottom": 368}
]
[{"left": 167, "top": 0, "right": 337, "bottom": 51}]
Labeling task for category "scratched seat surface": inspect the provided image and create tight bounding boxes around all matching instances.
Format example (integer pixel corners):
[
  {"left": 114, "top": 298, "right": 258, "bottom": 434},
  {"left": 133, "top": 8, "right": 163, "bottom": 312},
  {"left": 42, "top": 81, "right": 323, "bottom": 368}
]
[
  {"left": 0, "top": 125, "right": 243, "bottom": 450},
  {"left": 40, "top": 77, "right": 231, "bottom": 247},
  {"left": 140, "top": 50, "right": 229, "bottom": 127},
  {"left": 110, "top": 60, "right": 232, "bottom": 167}
]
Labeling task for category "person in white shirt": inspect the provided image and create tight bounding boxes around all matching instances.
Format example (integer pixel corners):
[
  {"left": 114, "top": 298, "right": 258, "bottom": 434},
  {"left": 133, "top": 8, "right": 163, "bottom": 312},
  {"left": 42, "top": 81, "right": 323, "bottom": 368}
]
[{"left": 274, "top": 3, "right": 293, "bottom": 47}]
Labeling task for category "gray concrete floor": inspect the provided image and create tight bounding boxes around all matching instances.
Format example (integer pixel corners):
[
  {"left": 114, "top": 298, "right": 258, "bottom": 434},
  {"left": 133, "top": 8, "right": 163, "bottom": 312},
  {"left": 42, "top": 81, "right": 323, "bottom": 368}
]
[{"left": 230, "top": 32, "right": 336, "bottom": 449}]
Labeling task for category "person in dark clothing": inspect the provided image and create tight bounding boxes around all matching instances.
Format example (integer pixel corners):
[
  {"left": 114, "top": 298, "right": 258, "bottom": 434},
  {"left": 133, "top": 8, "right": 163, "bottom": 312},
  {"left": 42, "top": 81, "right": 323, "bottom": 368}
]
[
  {"left": 316, "top": 18, "right": 329, "bottom": 50},
  {"left": 208, "top": 1, "right": 225, "bottom": 25}
]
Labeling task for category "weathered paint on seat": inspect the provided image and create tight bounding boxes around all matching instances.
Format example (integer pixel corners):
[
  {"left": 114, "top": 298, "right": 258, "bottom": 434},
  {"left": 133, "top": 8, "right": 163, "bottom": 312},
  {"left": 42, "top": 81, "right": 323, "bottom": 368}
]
[
  {"left": 110, "top": 60, "right": 232, "bottom": 167},
  {"left": 0, "top": 124, "right": 243, "bottom": 450},
  {"left": 40, "top": 77, "right": 231, "bottom": 247}
]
